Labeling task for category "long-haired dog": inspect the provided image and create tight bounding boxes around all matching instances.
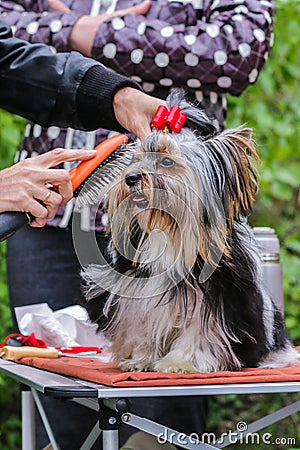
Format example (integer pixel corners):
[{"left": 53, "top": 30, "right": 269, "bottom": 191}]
[{"left": 82, "top": 90, "right": 299, "bottom": 373}]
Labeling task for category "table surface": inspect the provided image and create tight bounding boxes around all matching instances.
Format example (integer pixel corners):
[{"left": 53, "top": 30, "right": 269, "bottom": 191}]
[{"left": 1, "top": 359, "right": 300, "bottom": 399}]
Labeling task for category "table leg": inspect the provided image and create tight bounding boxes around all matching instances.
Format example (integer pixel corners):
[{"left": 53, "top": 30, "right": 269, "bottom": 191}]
[
  {"left": 102, "top": 430, "right": 119, "bottom": 450},
  {"left": 22, "top": 390, "right": 36, "bottom": 450}
]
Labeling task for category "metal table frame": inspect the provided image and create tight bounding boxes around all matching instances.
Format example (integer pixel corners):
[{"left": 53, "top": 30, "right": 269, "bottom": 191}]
[{"left": 0, "top": 359, "right": 299, "bottom": 450}]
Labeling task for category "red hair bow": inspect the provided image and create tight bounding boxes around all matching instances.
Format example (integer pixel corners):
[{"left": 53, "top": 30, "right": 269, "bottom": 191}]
[{"left": 152, "top": 105, "right": 186, "bottom": 133}]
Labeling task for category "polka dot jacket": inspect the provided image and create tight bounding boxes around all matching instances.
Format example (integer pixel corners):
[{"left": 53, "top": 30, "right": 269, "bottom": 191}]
[{"left": 0, "top": 0, "right": 275, "bottom": 231}]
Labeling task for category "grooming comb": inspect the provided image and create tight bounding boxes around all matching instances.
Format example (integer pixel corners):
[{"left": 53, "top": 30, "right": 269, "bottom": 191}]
[{"left": 0, "top": 134, "right": 134, "bottom": 241}]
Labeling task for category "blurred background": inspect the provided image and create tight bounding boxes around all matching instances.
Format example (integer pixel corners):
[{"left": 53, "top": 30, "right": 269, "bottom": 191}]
[{"left": 0, "top": 0, "right": 299, "bottom": 447}]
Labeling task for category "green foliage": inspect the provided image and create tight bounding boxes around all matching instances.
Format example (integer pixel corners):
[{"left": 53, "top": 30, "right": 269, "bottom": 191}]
[
  {"left": 208, "top": 393, "right": 300, "bottom": 449},
  {"left": 209, "top": 1, "right": 300, "bottom": 445},
  {"left": 0, "top": 0, "right": 300, "bottom": 447},
  {"left": 227, "top": 0, "right": 300, "bottom": 349},
  {"left": 0, "top": 111, "right": 25, "bottom": 169},
  {"left": 0, "top": 375, "right": 21, "bottom": 450},
  {"left": 0, "top": 112, "right": 25, "bottom": 449}
]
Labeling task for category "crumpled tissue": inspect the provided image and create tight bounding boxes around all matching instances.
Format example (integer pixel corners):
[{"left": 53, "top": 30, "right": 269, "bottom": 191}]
[{"left": 15, "top": 303, "right": 106, "bottom": 348}]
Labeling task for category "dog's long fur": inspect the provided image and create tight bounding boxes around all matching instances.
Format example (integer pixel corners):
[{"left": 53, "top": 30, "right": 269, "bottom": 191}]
[{"left": 82, "top": 90, "right": 299, "bottom": 373}]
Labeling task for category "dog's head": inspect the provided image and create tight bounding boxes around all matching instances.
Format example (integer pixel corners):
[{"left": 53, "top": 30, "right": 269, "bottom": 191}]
[{"left": 106, "top": 90, "right": 259, "bottom": 273}]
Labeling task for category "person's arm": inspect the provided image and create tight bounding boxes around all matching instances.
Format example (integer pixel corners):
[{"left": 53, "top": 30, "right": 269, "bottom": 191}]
[
  {"left": 0, "top": 0, "right": 83, "bottom": 50},
  {"left": 85, "top": 0, "right": 274, "bottom": 97},
  {"left": 0, "top": 20, "right": 135, "bottom": 130},
  {"left": 0, "top": 21, "right": 163, "bottom": 138},
  {"left": 0, "top": 0, "right": 150, "bottom": 54}
]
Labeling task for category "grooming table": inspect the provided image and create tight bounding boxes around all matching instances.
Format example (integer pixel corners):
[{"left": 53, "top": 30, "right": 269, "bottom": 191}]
[{"left": 0, "top": 358, "right": 299, "bottom": 450}]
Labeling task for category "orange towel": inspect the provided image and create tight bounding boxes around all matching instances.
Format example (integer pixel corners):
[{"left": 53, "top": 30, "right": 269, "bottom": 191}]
[{"left": 20, "top": 353, "right": 300, "bottom": 387}]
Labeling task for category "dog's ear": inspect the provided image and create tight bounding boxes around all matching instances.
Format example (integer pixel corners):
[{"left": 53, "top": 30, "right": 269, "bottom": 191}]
[
  {"left": 205, "top": 127, "right": 260, "bottom": 226},
  {"left": 224, "top": 127, "right": 259, "bottom": 223}
]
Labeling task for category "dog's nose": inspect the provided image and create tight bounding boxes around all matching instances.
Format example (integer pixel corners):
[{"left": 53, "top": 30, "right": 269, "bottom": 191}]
[{"left": 125, "top": 173, "right": 142, "bottom": 187}]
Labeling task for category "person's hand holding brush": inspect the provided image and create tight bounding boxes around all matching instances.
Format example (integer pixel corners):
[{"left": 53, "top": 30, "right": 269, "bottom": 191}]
[{"left": 0, "top": 149, "right": 96, "bottom": 227}]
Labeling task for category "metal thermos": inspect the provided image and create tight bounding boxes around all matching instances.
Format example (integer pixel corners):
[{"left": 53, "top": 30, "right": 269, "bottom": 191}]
[{"left": 253, "top": 227, "right": 284, "bottom": 314}]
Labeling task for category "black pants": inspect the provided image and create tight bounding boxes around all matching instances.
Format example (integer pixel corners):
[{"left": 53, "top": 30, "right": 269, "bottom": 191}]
[{"left": 7, "top": 225, "right": 207, "bottom": 449}]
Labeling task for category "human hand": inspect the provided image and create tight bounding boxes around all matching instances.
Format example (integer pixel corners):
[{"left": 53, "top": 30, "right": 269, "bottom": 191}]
[
  {"left": 113, "top": 87, "right": 166, "bottom": 141},
  {"left": 0, "top": 148, "right": 96, "bottom": 227},
  {"left": 48, "top": 0, "right": 71, "bottom": 12},
  {"left": 48, "top": 0, "right": 151, "bottom": 57}
]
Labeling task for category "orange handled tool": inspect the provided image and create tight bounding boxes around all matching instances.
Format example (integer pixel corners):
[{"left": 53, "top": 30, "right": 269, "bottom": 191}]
[
  {"left": 0, "top": 134, "right": 130, "bottom": 241},
  {"left": 69, "top": 133, "right": 129, "bottom": 194}
]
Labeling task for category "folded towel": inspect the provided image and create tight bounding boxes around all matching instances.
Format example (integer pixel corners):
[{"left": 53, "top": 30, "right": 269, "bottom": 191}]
[{"left": 20, "top": 351, "right": 300, "bottom": 387}]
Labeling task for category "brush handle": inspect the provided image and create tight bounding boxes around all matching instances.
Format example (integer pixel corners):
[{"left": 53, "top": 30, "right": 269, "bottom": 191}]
[
  {"left": 0, "top": 211, "right": 33, "bottom": 242},
  {"left": 69, "top": 134, "right": 128, "bottom": 192},
  {"left": 0, "top": 134, "right": 129, "bottom": 242},
  {"left": 1, "top": 345, "right": 59, "bottom": 360}
]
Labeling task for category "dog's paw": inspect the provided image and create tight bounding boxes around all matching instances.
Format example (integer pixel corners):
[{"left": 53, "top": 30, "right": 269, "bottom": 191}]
[
  {"left": 154, "top": 357, "right": 197, "bottom": 374},
  {"left": 118, "top": 359, "right": 154, "bottom": 372}
]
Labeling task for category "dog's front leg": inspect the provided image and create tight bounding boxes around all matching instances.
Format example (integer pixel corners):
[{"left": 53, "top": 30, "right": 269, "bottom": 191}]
[
  {"left": 153, "top": 322, "right": 230, "bottom": 374},
  {"left": 114, "top": 342, "right": 158, "bottom": 372}
]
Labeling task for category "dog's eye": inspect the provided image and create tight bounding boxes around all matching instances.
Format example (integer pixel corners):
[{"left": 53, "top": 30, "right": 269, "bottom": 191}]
[{"left": 160, "top": 157, "right": 175, "bottom": 168}]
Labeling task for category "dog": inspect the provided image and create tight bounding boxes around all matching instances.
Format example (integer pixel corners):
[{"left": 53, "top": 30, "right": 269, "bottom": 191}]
[{"left": 82, "top": 90, "right": 299, "bottom": 373}]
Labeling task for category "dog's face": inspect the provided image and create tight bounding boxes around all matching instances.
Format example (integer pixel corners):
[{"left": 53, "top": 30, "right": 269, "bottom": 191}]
[
  {"left": 110, "top": 133, "right": 200, "bottom": 229},
  {"left": 106, "top": 107, "right": 259, "bottom": 276}
]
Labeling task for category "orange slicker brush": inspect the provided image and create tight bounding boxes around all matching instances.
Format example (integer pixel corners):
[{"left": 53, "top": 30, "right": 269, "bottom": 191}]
[
  {"left": 70, "top": 134, "right": 128, "bottom": 195},
  {"left": 0, "top": 134, "right": 131, "bottom": 241}
]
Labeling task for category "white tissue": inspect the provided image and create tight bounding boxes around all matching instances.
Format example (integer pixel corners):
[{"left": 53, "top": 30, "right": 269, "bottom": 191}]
[{"left": 15, "top": 303, "right": 106, "bottom": 348}]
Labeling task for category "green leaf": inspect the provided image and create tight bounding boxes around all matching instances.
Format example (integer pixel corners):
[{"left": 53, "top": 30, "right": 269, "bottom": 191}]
[{"left": 269, "top": 181, "right": 293, "bottom": 200}]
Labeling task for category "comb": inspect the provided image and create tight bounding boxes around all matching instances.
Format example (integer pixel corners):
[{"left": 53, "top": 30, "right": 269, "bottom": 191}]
[{"left": 0, "top": 134, "right": 134, "bottom": 241}]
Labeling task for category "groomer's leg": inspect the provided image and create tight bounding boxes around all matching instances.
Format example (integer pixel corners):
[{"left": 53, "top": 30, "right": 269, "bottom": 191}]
[
  {"left": 120, "top": 396, "right": 208, "bottom": 448},
  {"left": 6, "top": 225, "right": 104, "bottom": 450},
  {"left": 120, "top": 431, "right": 176, "bottom": 449}
]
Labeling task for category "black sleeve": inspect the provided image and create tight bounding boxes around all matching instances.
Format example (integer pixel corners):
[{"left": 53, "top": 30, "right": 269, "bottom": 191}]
[
  {"left": 0, "top": 20, "right": 141, "bottom": 131},
  {"left": 76, "top": 65, "right": 141, "bottom": 132}
]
